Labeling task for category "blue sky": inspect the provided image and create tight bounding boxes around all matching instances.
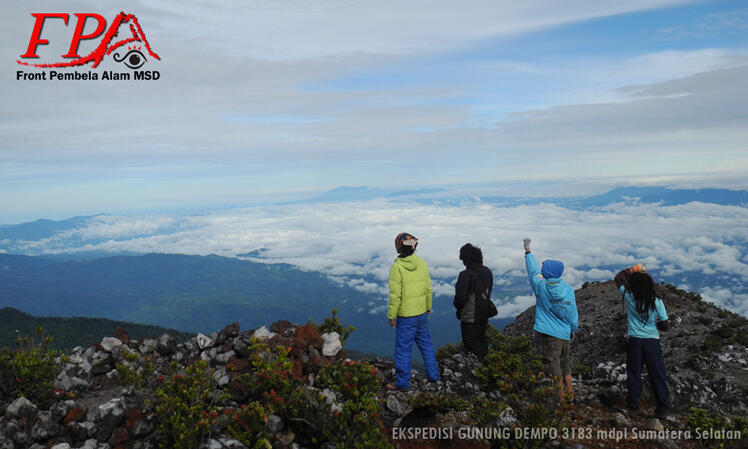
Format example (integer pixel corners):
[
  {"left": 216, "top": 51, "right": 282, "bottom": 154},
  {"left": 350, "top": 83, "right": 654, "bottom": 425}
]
[{"left": 1, "top": 0, "right": 747, "bottom": 223}]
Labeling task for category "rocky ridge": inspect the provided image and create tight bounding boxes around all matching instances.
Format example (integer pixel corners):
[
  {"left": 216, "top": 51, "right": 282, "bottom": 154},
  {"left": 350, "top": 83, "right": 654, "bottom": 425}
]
[
  {"left": 0, "top": 281, "right": 745, "bottom": 449},
  {"left": 504, "top": 280, "right": 748, "bottom": 416},
  {"left": 0, "top": 317, "right": 495, "bottom": 449}
]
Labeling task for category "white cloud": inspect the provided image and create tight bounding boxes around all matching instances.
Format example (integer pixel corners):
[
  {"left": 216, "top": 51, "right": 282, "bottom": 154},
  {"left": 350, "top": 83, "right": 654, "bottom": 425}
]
[
  {"left": 2, "top": 2, "right": 746, "bottom": 225},
  {"left": 136, "top": 0, "right": 694, "bottom": 61},
  {"left": 6, "top": 199, "right": 748, "bottom": 317},
  {"left": 496, "top": 295, "right": 536, "bottom": 319},
  {"left": 700, "top": 287, "right": 748, "bottom": 317}
]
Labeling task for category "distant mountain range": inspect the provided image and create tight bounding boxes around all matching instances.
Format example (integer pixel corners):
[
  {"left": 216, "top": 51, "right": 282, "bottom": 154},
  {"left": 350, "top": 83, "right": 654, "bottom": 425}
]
[
  {"left": 0, "top": 215, "right": 100, "bottom": 242},
  {"left": 538, "top": 186, "right": 748, "bottom": 209},
  {"left": 298, "top": 185, "right": 448, "bottom": 203},
  {"left": 2, "top": 186, "right": 744, "bottom": 244},
  {"left": 295, "top": 185, "right": 748, "bottom": 208},
  {"left": 0, "top": 253, "right": 494, "bottom": 355}
]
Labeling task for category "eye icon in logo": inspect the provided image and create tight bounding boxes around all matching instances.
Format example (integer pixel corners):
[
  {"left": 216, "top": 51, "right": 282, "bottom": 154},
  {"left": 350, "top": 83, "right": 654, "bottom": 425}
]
[{"left": 114, "top": 48, "right": 147, "bottom": 69}]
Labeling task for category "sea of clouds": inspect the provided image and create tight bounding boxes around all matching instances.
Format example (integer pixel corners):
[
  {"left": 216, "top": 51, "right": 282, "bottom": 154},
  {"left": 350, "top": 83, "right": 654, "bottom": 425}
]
[{"left": 6, "top": 199, "right": 748, "bottom": 317}]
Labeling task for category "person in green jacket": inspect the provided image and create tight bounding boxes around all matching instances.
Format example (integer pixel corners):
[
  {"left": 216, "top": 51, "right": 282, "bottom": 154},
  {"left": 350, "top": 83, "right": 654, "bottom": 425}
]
[{"left": 388, "top": 232, "right": 440, "bottom": 390}]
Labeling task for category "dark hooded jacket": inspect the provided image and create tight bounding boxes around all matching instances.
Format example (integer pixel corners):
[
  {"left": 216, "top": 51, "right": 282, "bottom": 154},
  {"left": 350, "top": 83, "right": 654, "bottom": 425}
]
[{"left": 454, "top": 263, "right": 493, "bottom": 323}]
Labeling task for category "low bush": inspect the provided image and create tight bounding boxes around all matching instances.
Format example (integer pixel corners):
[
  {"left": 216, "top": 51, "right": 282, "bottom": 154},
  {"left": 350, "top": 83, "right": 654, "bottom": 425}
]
[
  {"left": 317, "top": 308, "right": 355, "bottom": 344},
  {"left": 702, "top": 335, "right": 724, "bottom": 354},
  {"left": 686, "top": 408, "right": 747, "bottom": 449},
  {"left": 410, "top": 391, "right": 469, "bottom": 413},
  {"left": 436, "top": 341, "right": 463, "bottom": 362},
  {"left": 476, "top": 327, "right": 568, "bottom": 449},
  {"left": 155, "top": 360, "right": 227, "bottom": 449},
  {"left": 0, "top": 326, "right": 64, "bottom": 407},
  {"left": 316, "top": 359, "right": 381, "bottom": 402},
  {"left": 226, "top": 401, "right": 272, "bottom": 449},
  {"left": 116, "top": 349, "right": 156, "bottom": 389},
  {"left": 572, "top": 362, "right": 590, "bottom": 377},
  {"left": 232, "top": 342, "right": 295, "bottom": 408},
  {"left": 468, "top": 397, "right": 509, "bottom": 427},
  {"left": 287, "top": 359, "right": 391, "bottom": 449}
]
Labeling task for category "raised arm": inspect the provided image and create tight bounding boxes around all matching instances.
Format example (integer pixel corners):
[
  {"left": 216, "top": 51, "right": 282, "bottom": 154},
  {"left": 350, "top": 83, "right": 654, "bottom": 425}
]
[
  {"left": 615, "top": 264, "right": 646, "bottom": 289},
  {"left": 615, "top": 264, "right": 646, "bottom": 315},
  {"left": 525, "top": 252, "right": 543, "bottom": 295}
]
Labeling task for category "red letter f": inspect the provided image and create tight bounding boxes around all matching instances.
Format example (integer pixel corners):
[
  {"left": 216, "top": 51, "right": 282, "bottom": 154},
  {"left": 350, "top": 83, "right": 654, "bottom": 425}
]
[{"left": 20, "top": 13, "right": 69, "bottom": 58}]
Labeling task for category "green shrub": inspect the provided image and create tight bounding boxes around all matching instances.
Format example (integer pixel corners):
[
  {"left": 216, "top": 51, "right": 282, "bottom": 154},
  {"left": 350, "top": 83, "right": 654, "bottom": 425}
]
[
  {"left": 155, "top": 360, "right": 227, "bottom": 449},
  {"left": 726, "top": 317, "right": 748, "bottom": 328},
  {"left": 410, "top": 391, "right": 469, "bottom": 413},
  {"left": 686, "top": 408, "right": 747, "bottom": 449},
  {"left": 233, "top": 342, "right": 296, "bottom": 409},
  {"left": 486, "top": 324, "right": 535, "bottom": 355},
  {"left": 226, "top": 402, "right": 272, "bottom": 449},
  {"left": 468, "top": 397, "right": 508, "bottom": 427},
  {"left": 734, "top": 332, "right": 748, "bottom": 348},
  {"left": 436, "top": 342, "right": 464, "bottom": 362},
  {"left": 287, "top": 360, "right": 391, "bottom": 449},
  {"left": 116, "top": 349, "right": 155, "bottom": 389},
  {"left": 317, "top": 309, "right": 355, "bottom": 344},
  {"left": 0, "top": 327, "right": 64, "bottom": 407},
  {"left": 712, "top": 326, "right": 736, "bottom": 340},
  {"left": 715, "top": 319, "right": 748, "bottom": 347},
  {"left": 316, "top": 359, "right": 381, "bottom": 402},
  {"left": 572, "top": 362, "right": 590, "bottom": 377},
  {"left": 475, "top": 330, "right": 567, "bottom": 449},
  {"left": 702, "top": 335, "right": 724, "bottom": 353}
]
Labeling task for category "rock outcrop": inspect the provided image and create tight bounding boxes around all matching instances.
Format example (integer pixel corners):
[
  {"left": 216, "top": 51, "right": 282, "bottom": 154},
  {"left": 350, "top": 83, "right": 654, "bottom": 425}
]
[{"left": 505, "top": 280, "right": 748, "bottom": 416}]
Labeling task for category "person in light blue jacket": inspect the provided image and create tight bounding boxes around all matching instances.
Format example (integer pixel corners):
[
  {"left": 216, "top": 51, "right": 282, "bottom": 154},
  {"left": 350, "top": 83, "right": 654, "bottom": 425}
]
[
  {"left": 615, "top": 264, "right": 670, "bottom": 418},
  {"left": 523, "top": 238, "right": 578, "bottom": 401}
]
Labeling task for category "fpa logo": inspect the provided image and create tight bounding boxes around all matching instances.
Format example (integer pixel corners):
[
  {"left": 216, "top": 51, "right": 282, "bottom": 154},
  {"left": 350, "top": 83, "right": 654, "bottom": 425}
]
[{"left": 16, "top": 11, "right": 161, "bottom": 81}]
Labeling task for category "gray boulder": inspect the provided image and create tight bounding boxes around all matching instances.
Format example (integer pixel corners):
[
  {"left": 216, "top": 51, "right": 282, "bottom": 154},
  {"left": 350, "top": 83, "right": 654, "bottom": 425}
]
[
  {"left": 321, "top": 332, "right": 342, "bottom": 357},
  {"left": 5, "top": 397, "right": 38, "bottom": 419}
]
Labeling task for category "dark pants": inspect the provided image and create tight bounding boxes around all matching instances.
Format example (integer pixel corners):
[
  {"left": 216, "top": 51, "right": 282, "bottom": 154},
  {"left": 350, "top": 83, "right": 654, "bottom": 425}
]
[
  {"left": 461, "top": 321, "right": 488, "bottom": 361},
  {"left": 626, "top": 337, "right": 670, "bottom": 412}
]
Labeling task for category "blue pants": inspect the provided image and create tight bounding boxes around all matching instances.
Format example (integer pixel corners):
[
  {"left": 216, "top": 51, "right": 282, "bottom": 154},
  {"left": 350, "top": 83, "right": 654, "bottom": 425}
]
[
  {"left": 395, "top": 313, "right": 440, "bottom": 389},
  {"left": 626, "top": 337, "right": 670, "bottom": 411}
]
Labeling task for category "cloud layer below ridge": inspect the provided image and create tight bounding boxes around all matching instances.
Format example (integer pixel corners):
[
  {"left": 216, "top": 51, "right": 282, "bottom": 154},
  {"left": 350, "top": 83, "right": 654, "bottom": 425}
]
[{"left": 5, "top": 199, "right": 747, "bottom": 317}]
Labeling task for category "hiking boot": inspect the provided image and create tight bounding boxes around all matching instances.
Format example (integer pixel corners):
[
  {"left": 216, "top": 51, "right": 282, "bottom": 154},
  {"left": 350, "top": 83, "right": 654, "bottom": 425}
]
[{"left": 625, "top": 405, "right": 641, "bottom": 417}]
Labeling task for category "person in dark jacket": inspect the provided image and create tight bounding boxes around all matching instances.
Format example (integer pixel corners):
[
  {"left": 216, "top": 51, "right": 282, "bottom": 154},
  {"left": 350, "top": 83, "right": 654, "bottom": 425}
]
[
  {"left": 615, "top": 264, "right": 671, "bottom": 418},
  {"left": 453, "top": 243, "right": 493, "bottom": 361}
]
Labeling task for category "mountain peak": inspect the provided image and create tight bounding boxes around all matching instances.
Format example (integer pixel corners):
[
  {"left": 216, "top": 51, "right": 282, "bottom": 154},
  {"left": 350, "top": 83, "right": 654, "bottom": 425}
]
[{"left": 307, "top": 185, "right": 385, "bottom": 202}]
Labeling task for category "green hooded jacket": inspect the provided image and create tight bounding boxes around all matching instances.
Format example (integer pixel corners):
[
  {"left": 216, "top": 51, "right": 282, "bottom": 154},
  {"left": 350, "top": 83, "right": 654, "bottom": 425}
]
[{"left": 387, "top": 254, "right": 433, "bottom": 319}]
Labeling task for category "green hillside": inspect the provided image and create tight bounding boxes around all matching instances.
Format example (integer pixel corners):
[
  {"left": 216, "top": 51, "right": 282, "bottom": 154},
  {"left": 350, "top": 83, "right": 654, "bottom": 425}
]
[
  {"left": 0, "top": 253, "right": 490, "bottom": 354},
  {"left": 0, "top": 307, "right": 193, "bottom": 351}
]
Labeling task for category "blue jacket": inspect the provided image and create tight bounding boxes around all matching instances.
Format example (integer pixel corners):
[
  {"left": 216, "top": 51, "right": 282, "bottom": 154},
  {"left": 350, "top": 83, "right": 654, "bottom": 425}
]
[
  {"left": 525, "top": 253, "right": 578, "bottom": 340},
  {"left": 621, "top": 285, "right": 668, "bottom": 339}
]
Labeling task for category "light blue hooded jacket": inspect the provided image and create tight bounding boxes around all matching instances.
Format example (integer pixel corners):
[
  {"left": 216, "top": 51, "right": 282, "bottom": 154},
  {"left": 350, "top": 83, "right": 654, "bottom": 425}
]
[{"left": 525, "top": 253, "right": 578, "bottom": 341}]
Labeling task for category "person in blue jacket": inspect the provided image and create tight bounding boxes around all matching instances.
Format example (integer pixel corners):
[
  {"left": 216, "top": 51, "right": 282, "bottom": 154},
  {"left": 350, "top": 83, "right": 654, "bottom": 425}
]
[
  {"left": 523, "top": 238, "right": 578, "bottom": 401},
  {"left": 615, "top": 264, "right": 670, "bottom": 418}
]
